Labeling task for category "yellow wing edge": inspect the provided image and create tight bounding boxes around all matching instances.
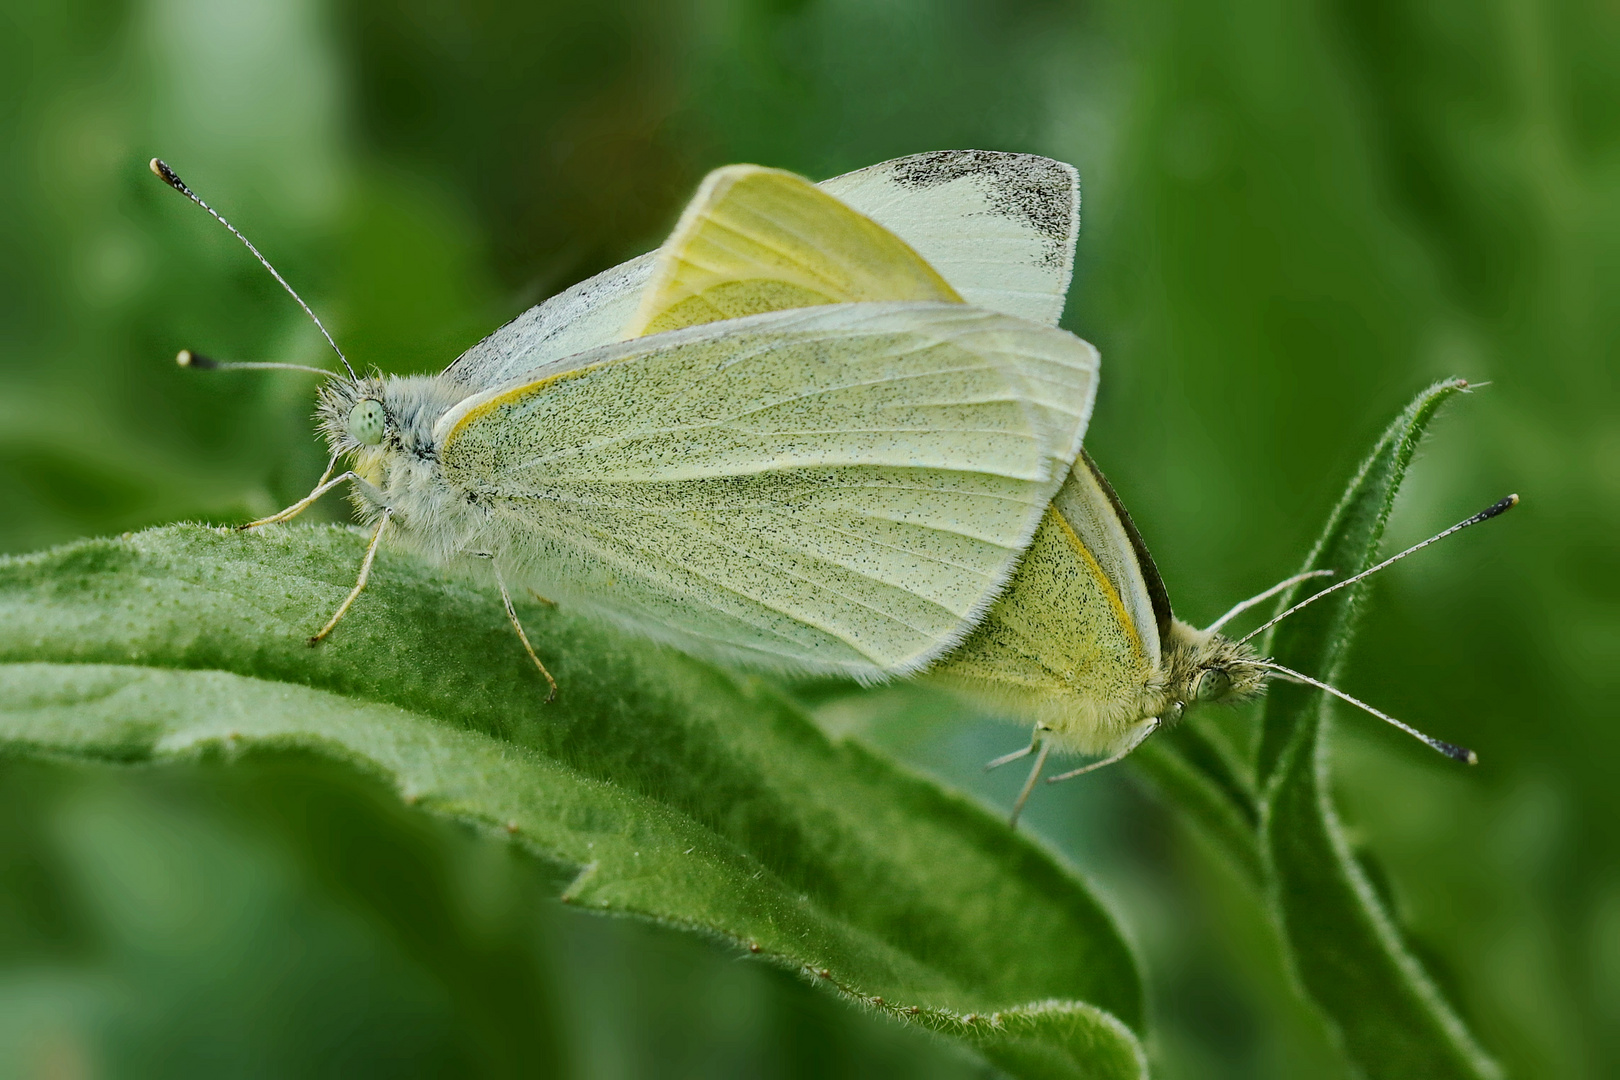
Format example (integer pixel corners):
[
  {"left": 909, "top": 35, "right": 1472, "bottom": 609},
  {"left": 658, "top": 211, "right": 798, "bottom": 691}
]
[
  {"left": 623, "top": 164, "right": 963, "bottom": 339},
  {"left": 1049, "top": 505, "right": 1147, "bottom": 661}
]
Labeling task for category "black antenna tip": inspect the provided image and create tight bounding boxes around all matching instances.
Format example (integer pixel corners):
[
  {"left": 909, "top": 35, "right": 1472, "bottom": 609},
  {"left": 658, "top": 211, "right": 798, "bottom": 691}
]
[
  {"left": 175, "top": 349, "right": 219, "bottom": 370},
  {"left": 149, "top": 157, "right": 187, "bottom": 192},
  {"left": 1477, "top": 494, "right": 1519, "bottom": 522},
  {"left": 1434, "top": 740, "right": 1478, "bottom": 765}
]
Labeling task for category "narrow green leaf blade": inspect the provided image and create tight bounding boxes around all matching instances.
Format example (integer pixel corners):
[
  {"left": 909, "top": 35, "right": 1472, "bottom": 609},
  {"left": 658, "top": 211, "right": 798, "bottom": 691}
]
[
  {"left": 1130, "top": 730, "right": 1263, "bottom": 889},
  {"left": 1264, "top": 726, "right": 1498, "bottom": 1080},
  {"left": 0, "top": 524, "right": 1146, "bottom": 1080},
  {"left": 1256, "top": 379, "right": 1467, "bottom": 785},
  {"left": 1257, "top": 380, "right": 1500, "bottom": 1079}
]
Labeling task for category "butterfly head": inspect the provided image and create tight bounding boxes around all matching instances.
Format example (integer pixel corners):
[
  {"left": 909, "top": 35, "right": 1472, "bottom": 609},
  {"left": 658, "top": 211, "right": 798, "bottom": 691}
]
[
  {"left": 318, "top": 374, "right": 466, "bottom": 458},
  {"left": 345, "top": 397, "right": 386, "bottom": 446},
  {"left": 317, "top": 374, "right": 392, "bottom": 451},
  {"left": 1192, "top": 646, "right": 1269, "bottom": 704},
  {"left": 1161, "top": 620, "right": 1269, "bottom": 721}
]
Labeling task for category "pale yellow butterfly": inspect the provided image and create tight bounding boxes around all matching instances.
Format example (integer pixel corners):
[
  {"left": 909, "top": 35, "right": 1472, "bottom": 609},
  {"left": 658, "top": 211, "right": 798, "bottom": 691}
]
[
  {"left": 615, "top": 155, "right": 1517, "bottom": 826},
  {"left": 934, "top": 457, "right": 1515, "bottom": 821},
  {"left": 152, "top": 152, "right": 1098, "bottom": 695}
]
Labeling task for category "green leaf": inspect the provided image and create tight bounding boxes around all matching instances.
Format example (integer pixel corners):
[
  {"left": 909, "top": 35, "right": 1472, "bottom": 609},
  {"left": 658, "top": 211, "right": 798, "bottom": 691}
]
[
  {"left": 1257, "top": 378, "right": 1466, "bottom": 785},
  {"left": 1130, "top": 725, "right": 1262, "bottom": 888},
  {"left": 1256, "top": 379, "right": 1501, "bottom": 1079},
  {"left": 0, "top": 524, "right": 1146, "bottom": 1080}
]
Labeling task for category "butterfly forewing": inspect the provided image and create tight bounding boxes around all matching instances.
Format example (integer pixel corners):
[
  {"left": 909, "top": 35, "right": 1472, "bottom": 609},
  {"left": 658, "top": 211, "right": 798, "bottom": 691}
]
[
  {"left": 1050, "top": 452, "right": 1166, "bottom": 663},
  {"left": 440, "top": 151, "right": 1080, "bottom": 393},
  {"left": 820, "top": 150, "right": 1079, "bottom": 328}
]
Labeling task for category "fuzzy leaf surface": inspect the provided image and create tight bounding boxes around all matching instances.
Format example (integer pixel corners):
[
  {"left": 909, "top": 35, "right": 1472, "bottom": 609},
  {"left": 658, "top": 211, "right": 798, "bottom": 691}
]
[
  {"left": 0, "top": 524, "right": 1146, "bottom": 1080},
  {"left": 1256, "top": 380, "right": 1500, "bottom": 1079}
]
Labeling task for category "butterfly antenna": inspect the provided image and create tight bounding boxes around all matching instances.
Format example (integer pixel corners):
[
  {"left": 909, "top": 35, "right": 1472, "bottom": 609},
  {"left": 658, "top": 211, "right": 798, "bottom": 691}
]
[
  {"left": 150, "top": 158, "right": 358, "bottom": 381},
  {"left": 1255, "top": 660, "right": 1476, "bottom": 764},
  {"left": 1237, "top": 495, "right": 1518, "bottom": 647},
  {"left": 174, "top": 349, "right": 334, "bottom": 377},
  {"left": 1205, "top": 569, "right": 1336, "bottom": 633}
]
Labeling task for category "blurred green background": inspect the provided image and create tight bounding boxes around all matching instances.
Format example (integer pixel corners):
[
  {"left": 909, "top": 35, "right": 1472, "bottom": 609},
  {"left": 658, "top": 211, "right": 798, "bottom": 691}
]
[{"left": 2, "top": 0, "right": 1615, "bottom": 1076}]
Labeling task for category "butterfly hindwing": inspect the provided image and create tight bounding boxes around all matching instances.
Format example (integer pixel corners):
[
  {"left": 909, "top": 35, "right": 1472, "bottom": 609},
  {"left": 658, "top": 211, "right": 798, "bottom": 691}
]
[
  {"left": 929, "top": 453, "right": 1161, "bottom": 752},
  {"left": 436, "top": 302, "right": 1099, "bottom": 678}
]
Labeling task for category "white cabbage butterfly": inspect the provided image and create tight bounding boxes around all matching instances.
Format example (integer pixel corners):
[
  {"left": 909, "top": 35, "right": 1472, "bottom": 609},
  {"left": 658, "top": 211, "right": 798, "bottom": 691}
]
[
  {"left": 153, "top": 151, "right": 1097, "bottom": 696},
  {"left": 539, "top": 156, "right": 1519, "bottom": 826},
  {"left": 932, "top": 453, "right": 1516, "bottom": 821}
]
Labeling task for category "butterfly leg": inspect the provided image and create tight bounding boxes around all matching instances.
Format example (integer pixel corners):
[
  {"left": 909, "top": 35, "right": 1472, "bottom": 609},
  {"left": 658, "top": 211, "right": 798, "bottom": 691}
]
[
  {"left": 984, "top": 724, "right": 1049, "bottom": 772},
  {"left": 1046, "top": 718, "right": 1161, "bottom": 784},
  {"left": 308, "top": 508, "right": 392, "bottom": 646},
  {"left": 241, "top": 459, "right": 390, "bottom": 531},
  {"left": 1007, "top": 739, "right": 1052, "bottom": 829},
  {"left": 527, "top": 589, "right": 558, "bottom": 608},
  {"left": 495, "top": 565, "right": 558, "bottom": 703},
  {"left": 243, "top": 454, "right": 345, "bottom": 529}
]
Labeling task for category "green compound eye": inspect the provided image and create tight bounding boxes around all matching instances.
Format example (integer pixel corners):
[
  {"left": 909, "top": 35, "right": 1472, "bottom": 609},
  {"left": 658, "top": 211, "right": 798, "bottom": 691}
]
[
  {"left": 347, "top": 399, "right": 386, "bottom": 446},
  {"left": 1194, "top": 668, "right": 1232, "bottom": 702}
]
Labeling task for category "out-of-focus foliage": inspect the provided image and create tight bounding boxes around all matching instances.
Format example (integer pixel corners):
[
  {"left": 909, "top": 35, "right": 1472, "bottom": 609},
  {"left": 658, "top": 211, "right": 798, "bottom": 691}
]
[
  {"left": 0, "top": 751, "right": 996, "bottom": 1078},
  {"left": 1, "top": 0, "right": 1615, "bottom": 1077}
]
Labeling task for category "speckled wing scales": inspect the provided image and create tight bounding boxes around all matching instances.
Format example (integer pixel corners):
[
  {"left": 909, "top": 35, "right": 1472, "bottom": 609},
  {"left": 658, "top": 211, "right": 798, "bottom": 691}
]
[
  {"left": 929, "top": 453, "right": 1161, "bottom": 753},
  {"left": 1049, "top": 452, "right": 1165, "bottom": 665},
  {"left": 820, "top": 150, "right": 1079, "bottom": 328},
  {"left": 435, "top": 302, "right": 1099, "bottom": 679}
]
